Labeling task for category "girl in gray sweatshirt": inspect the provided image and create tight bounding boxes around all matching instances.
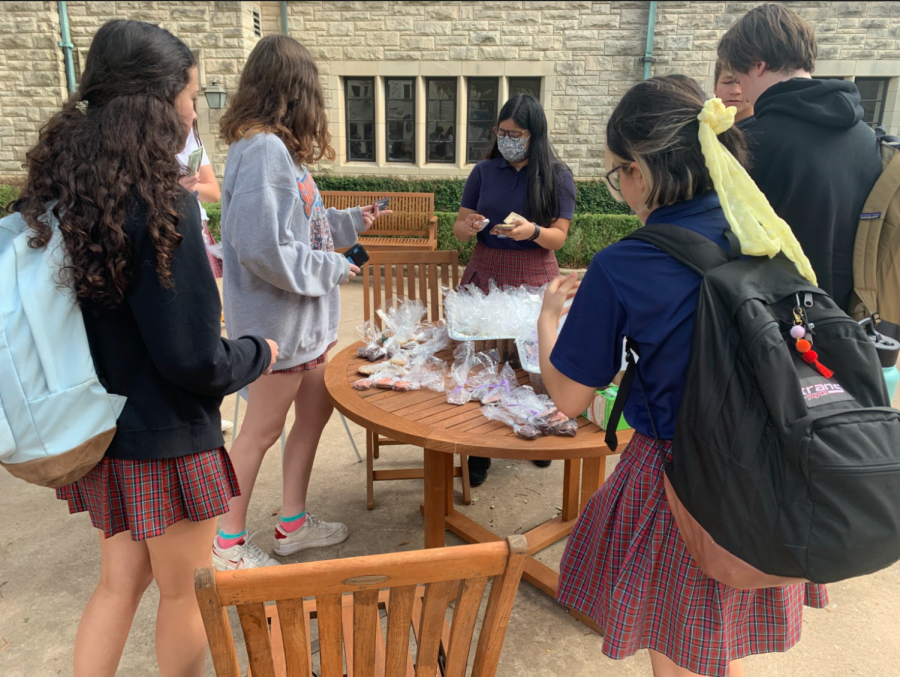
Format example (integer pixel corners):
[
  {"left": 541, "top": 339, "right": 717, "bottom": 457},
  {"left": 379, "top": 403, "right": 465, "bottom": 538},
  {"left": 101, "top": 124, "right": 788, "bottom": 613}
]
[{"left": 211, "top": 36, "right": 390, "bottom": 570}]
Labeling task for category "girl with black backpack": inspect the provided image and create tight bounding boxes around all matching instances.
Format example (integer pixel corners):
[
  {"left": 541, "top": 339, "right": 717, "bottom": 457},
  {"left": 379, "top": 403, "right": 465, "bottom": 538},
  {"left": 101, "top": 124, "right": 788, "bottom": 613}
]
[{"left": 537, "top": 75, "right": 827, "bottom": 677}]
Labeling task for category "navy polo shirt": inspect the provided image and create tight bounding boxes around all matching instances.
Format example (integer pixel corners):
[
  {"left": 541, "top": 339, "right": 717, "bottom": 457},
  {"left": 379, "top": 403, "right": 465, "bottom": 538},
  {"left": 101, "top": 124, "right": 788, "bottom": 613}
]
[
  {"left": 460, "top": 157, "right": 577, "bottom": 250},
  {"left": 550, "top": 191, "right": 731, "bottom": 439}
]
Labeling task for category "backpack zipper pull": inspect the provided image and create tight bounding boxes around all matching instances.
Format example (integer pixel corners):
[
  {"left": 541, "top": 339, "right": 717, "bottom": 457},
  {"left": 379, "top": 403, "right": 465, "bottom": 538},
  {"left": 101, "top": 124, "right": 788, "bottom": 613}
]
[{"left": 804, "top": 293, "right": 814, "bottom": 308}]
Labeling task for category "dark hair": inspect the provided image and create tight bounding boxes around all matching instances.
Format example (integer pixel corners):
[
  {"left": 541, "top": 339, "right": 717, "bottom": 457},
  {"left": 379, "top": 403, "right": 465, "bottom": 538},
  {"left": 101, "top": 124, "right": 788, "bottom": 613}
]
[
  {"left": 717, "top": 4, "right": 817, "bottom": 75},
  {"left": 714, "top": 59, "right": 725, "bottom": 86},
  {"left": 18, "top": 20, "right": 195, "bottom": 309},
  {"left": 220, "top": 35, "right": 334, "bottom": 166},
  {"left": 607, "top": 75, "right": 748, "bottom": 207},
  {"left": 487, "top": 94, "right": 571, "bottom": 228}
]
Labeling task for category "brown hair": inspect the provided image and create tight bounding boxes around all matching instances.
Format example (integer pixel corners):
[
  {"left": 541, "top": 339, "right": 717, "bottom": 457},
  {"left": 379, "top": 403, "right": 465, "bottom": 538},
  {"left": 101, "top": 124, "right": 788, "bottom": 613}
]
[
  {"left": 18, "top": 20, "right": 194, "bottom": 310},
  {"left": 220, "top": 35, "right": 335, "bottom": 165},
  {"left": 717, "top": 4, "right": 816, "bottom": 75},
  {"left": 714, "top": 59, "right": 726, "bottom": 86},
  {"left": 606, "top": 75, "right": 748, "bottom": 208}
]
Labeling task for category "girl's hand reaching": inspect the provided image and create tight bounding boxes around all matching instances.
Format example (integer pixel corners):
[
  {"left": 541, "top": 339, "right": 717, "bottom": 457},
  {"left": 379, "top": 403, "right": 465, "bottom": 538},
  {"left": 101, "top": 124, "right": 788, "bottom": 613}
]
[
  {"left": 360, "top": 204, "right": 394, "bottom": 232},
  {"left": 540, "top": 273, "right": 580, "bottom": 326},
  {"left": 263, "top": 339, "right": 279, "bottom": 374}
]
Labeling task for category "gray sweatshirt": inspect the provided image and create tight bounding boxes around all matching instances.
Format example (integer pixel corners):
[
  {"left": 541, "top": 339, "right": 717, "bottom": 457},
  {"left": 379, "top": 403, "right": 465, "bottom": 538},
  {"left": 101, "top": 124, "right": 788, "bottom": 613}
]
[{"left": 221, "top": 132, "right": 364, "bottom": 369}]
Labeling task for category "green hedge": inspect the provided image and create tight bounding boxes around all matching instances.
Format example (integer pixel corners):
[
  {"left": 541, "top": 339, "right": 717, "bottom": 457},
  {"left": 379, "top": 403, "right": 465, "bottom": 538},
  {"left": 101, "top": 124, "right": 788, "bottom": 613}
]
[
  {"left": 0, "top": 184, "right": 19, "bottom": 213},
  {"left": 313, "top": 174, "right": 631, "bottom": 215}
]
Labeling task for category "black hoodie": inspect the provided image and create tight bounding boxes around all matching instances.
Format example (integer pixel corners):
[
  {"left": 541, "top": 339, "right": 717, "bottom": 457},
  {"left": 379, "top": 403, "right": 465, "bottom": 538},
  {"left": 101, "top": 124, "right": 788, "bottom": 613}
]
[{"left": 742, "top": 78, "right": 882, "bottom": 311}]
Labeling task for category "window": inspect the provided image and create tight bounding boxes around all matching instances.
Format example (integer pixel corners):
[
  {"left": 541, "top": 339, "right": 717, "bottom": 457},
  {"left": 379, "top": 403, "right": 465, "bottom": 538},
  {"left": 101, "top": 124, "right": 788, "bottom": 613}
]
[
  {"left": 252, "top": 9, "right": 262, "bottom": 37},
  {"left": 386, "top": 78, "right": 415, "bottom": 163},
  {"left": 856, "top": 77, "right": 890, "bottom": 128},
  {"left": 345, "top": 78, "right": 375, "bottom": 162},
  {"left": 466, "top": 78, "right": 499, "bottom": 164},
  {"left": 426, "top": 78, "right": 456, "bottom": 163},
  {"left": 509, "top": 77, "right": 542, "bottom": 101}
]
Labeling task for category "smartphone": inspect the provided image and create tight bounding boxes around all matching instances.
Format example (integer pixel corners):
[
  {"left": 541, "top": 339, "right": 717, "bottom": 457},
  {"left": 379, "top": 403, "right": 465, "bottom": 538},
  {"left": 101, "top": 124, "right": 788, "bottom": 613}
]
[
  {"left": 187, "top": 147, "right": 203, "bottom": 175},
  {"left": 374, "top": 197, "right": 390, "bottom": 210},
  {"left": 345, "top": 243, "right": 370, "bottom": 267}
]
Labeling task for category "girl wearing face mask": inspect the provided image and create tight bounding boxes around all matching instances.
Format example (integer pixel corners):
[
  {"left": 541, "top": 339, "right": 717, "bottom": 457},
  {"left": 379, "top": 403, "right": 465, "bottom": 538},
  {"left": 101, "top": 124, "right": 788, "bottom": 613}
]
[
  {"left": 713, "top": 60, "right": 754, "bottom": 125},
  {"left": 453, "top": 94, "right": 576, "bottom": 486}
]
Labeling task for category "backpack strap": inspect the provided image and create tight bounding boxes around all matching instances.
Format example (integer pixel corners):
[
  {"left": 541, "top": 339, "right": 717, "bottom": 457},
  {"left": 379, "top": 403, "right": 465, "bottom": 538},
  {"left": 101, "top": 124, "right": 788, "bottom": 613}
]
[
  {"left": 606, "top": 224, "right": 739, "bottom": 451},
  {"left": 624, "top": 222, "right": 740, "bottom": 276}
]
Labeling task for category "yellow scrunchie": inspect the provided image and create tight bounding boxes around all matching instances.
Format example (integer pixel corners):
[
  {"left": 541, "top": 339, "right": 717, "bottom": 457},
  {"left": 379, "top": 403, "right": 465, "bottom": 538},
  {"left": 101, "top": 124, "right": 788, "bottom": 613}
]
[{"left": 698, "top": 98, "right": 817, "bottom": 284}]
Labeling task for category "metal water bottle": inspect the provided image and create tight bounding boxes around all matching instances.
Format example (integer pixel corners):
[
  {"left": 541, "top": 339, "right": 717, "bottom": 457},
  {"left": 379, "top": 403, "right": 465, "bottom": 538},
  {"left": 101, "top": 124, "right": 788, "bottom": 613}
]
[{"left": 860, "top": 317, "right": 900, "bottom": 402}]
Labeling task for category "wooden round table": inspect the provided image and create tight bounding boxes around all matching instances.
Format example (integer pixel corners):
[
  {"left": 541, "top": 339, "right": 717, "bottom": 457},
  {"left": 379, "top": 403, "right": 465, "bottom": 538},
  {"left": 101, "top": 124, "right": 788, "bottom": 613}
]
[{"left": 326, "top": 341, "right": 632, "bottom": 631}]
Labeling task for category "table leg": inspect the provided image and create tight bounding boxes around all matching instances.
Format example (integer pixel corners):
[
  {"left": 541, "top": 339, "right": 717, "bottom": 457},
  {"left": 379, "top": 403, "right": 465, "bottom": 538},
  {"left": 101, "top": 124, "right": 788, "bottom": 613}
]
[
  {"left": 561, "top": 459, "right": 581, "bottom": 522},
  {"left": 423, "top": 447, "right": 449, "bottom": 548},
  {"left": 580, "top": 455, "right": 606, "bottom": 512}
]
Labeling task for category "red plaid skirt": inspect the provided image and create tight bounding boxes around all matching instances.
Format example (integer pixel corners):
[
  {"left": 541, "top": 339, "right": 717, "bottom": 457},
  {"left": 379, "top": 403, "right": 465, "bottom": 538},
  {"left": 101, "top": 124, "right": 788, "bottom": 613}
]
[
  {"left": 55, "top": 448, "right": 239, "bottom": 542},
  {"left": 558, "top": 433, "right": 828, "bottom": 676},
  {"left": 460, "top": 242, "right": 559, "bottom": 292},
  {"left": 271, "top": 340, "right": 337, "bottom": 374}
]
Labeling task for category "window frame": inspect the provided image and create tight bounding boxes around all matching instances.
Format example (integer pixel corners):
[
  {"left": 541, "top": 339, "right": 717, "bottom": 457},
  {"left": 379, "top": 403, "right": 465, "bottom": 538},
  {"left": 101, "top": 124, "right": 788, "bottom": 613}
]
[
  {"left": 856, "top": 76, "right": 890, "bottom": 128},
  {"left": 508, "top": 76, "right": 542, "bottom": 101},
  {"left": 425, "top": 77, "right": 458, "bottom": 165},
  {"left": 344, "top": 76, "right": 376, "bottom": 163},
  {"left": 466, "top": 77, "right": 500, "bottom": 165},
  {"left": 384, "top": 77, "right": 417, "bottom": 164}
]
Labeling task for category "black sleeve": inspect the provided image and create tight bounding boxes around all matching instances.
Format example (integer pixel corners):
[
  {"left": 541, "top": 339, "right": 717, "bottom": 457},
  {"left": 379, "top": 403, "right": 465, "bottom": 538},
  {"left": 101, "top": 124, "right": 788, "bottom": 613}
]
[{"left": 127, "top": 191, "right": 271, "bottom": 397}]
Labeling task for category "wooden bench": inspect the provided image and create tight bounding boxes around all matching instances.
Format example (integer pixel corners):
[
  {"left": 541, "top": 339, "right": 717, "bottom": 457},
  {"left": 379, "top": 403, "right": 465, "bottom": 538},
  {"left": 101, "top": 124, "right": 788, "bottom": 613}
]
[{"left": 321, "top": 191, "right": 438, "bottom": 251}]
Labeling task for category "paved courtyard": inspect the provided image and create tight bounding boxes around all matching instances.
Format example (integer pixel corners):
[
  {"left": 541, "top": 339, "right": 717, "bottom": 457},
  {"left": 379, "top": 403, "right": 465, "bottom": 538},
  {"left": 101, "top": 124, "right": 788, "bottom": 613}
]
[{"left": 1, "top": 283, "right": 898, "bottom": 676}]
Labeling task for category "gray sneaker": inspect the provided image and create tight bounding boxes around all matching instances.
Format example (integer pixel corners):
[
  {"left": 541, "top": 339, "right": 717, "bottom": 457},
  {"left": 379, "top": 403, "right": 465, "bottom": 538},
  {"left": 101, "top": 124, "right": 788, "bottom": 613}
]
[{"left": 273, "top": 514, "right": 349, "bottom": 556}]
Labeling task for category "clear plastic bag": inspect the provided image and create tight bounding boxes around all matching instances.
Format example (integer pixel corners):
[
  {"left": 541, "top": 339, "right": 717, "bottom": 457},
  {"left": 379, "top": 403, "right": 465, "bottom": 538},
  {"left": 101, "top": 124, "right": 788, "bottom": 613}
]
[
  {"left": 378, "top": 299, "right": 427, "bottom": 353},
  {"left": 480, "top": 405, "right": 542, "bottom": 440},
  {"left": 353, "top": 378, "right": 375, "bottom": 391},
  {"left": 444, "top": 282, "right": 546, "bottom": 340},
  {"left": 357, "top": 320, "right": 389, "bottom": 362}
]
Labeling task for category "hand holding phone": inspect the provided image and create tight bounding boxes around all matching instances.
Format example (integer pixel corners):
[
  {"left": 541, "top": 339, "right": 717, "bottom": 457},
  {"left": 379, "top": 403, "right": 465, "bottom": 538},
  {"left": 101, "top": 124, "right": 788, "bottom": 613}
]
[{"left": 345, "top": 243, "right": 370, "bottom": 267}]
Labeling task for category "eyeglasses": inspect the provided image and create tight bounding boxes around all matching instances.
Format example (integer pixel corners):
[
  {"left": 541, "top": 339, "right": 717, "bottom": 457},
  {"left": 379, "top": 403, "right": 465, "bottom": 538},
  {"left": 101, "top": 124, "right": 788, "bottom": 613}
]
[
  {"left": 604, "top": 163, "right": 629, "bottom": 195},
  {"left": 493, "top": 127, "right": 529, "bottom": 140}
]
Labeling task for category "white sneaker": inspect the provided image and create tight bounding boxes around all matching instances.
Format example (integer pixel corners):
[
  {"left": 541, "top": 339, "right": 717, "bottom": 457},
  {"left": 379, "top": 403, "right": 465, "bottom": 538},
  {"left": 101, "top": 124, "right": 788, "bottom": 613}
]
[
  {"left": 212, "top": 534, "right": 280, "bottom": 571},
  {"left": 221, "top": 419, "right": 234, "bottom": 433},
  {"left": 273, "top": 514, "right": 349, "bottom": 556}
]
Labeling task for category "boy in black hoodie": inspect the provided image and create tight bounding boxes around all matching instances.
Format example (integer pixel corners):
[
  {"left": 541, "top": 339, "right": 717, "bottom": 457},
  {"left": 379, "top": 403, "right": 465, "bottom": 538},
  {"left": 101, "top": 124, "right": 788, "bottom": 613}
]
[{"left": 718, "top": 4, "right": 881, "bottom": 311}]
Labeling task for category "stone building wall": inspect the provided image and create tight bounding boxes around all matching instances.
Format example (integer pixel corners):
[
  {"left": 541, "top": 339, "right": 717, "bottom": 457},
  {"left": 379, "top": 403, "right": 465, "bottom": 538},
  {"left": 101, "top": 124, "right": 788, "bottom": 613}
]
[{"left": 2, "top": 1, "right": 900, "bottom": 181}]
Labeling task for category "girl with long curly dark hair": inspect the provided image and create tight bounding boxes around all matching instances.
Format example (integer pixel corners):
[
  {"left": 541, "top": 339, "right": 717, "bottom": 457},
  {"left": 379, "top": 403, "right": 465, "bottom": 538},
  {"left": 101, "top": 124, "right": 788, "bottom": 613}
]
[
  {"left": 17, "top": 20, "right": 276, "bottom": 677},
  {"left": 211, "top": 36, "right": 390, "bottom": 570}
]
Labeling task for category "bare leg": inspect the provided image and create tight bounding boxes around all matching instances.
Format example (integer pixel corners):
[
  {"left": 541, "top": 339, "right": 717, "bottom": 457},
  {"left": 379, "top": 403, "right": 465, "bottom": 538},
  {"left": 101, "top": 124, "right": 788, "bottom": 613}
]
[
  {"left": 73, "top": 531, "right": 154, "bottom": 677},
  {"left": 650, "top": 650, "right": 744, "bottom": 677},
  {"left": 281, "top": 361, "right": 333, "bottom": 517},
  {"left": 147, "top": 518, "right": 219, "bottom": 677},
  {"left": 218, "top": 372, "right": 303, "bottom": 535}
]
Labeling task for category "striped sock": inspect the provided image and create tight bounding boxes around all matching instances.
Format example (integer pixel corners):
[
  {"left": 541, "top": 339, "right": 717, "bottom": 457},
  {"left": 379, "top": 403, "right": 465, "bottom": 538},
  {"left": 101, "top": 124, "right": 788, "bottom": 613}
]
[
  {"left": 216, "top": 529, "right": 247, "bottom": 549},
  {"left": 278, "top": 511, "right": 307, "bottom": 534}
]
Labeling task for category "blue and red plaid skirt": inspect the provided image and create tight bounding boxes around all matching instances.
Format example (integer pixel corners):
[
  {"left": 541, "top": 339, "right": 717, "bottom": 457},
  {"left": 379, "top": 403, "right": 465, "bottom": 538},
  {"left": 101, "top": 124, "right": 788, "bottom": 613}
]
[
  {"left": 460, "top": 242, "right": 559, "bottom": 292},
  {"left": 558, "top": 433, "right": 828, "bottom": 676},
  {"left": 271, "top": 340, "right": 337, "bottom": 374},
  {"left": 55, "top": 448, "right": 239, "bottom": 542}
]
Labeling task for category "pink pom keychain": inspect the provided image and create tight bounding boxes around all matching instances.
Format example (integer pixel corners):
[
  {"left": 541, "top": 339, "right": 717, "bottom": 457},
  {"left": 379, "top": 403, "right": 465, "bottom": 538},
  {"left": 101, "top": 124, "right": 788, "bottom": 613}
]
[{"left": 791, "top": 308, "right": 834, "bottom": 379}]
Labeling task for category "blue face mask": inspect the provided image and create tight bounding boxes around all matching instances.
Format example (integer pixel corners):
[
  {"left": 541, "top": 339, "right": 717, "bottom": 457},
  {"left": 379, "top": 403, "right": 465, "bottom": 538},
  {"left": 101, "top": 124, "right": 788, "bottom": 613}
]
[{"left": 497, "top": 134, "right": 530, "bottom": 163}]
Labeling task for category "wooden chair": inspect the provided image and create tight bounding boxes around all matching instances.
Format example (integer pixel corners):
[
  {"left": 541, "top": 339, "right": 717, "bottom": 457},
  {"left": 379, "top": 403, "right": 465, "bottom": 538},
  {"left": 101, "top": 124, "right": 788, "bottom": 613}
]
[
  {"left": 362, "top": 251, "right": 470, "bottom": 510},
  {"left": 195, "top": 536, "right": 528, "bottom": 677},
  {"left": 321, "top": 192, "right": 438, "bottom": 251}
]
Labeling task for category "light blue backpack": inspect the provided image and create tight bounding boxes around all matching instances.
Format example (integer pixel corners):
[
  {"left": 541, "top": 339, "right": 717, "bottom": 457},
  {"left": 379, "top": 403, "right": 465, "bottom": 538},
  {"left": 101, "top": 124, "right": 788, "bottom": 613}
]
[{"left": 0, "top": 210, "right": 126, "bottom": 487}]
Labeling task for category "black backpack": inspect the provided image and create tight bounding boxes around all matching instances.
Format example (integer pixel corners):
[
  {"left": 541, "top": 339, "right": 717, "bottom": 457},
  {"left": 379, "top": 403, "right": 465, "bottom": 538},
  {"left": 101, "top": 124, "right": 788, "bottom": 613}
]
[{"left": 608, "top": 223, "right": 900, "bottom": 585}]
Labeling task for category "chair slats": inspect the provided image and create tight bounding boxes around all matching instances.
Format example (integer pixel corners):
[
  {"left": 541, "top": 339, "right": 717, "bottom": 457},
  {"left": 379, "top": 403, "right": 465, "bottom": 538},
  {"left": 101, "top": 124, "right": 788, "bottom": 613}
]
[
  {"left": 443, "top": 577, "right": 490, "bottom": 677},
  {"left": 276, "top": 598, "right": 312, "bottom": 677},
  {"left": 352, "top": 589, "right": 381, "bottom": 677},
  {"left": 237, "top": 603, "right": 277, "bottom": 677},
  {"left": 317, "top": 594, "right": 344, "bottom": 677},
  {"left": 384, "top": 586, "right": 417, "bottom": 677},
  {"left": 414, "top": 581, "right": 454, "bottom": 677}
]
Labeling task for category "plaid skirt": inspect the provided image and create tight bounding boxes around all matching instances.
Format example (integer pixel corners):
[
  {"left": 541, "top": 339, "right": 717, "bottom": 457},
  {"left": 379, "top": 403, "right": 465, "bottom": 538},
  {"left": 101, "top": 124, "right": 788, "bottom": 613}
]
[
  {"left": 558, "top": 433, "right": 828, "bottom": 676},
  {"left": 271, "top": 340, "right": 337, "bottom": 374},
  {"left": 460, "top": 242, "right": 559, "bottom": 292},
  {"left": 55, "top": 448, "right": 239, "bottom": 542}
]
